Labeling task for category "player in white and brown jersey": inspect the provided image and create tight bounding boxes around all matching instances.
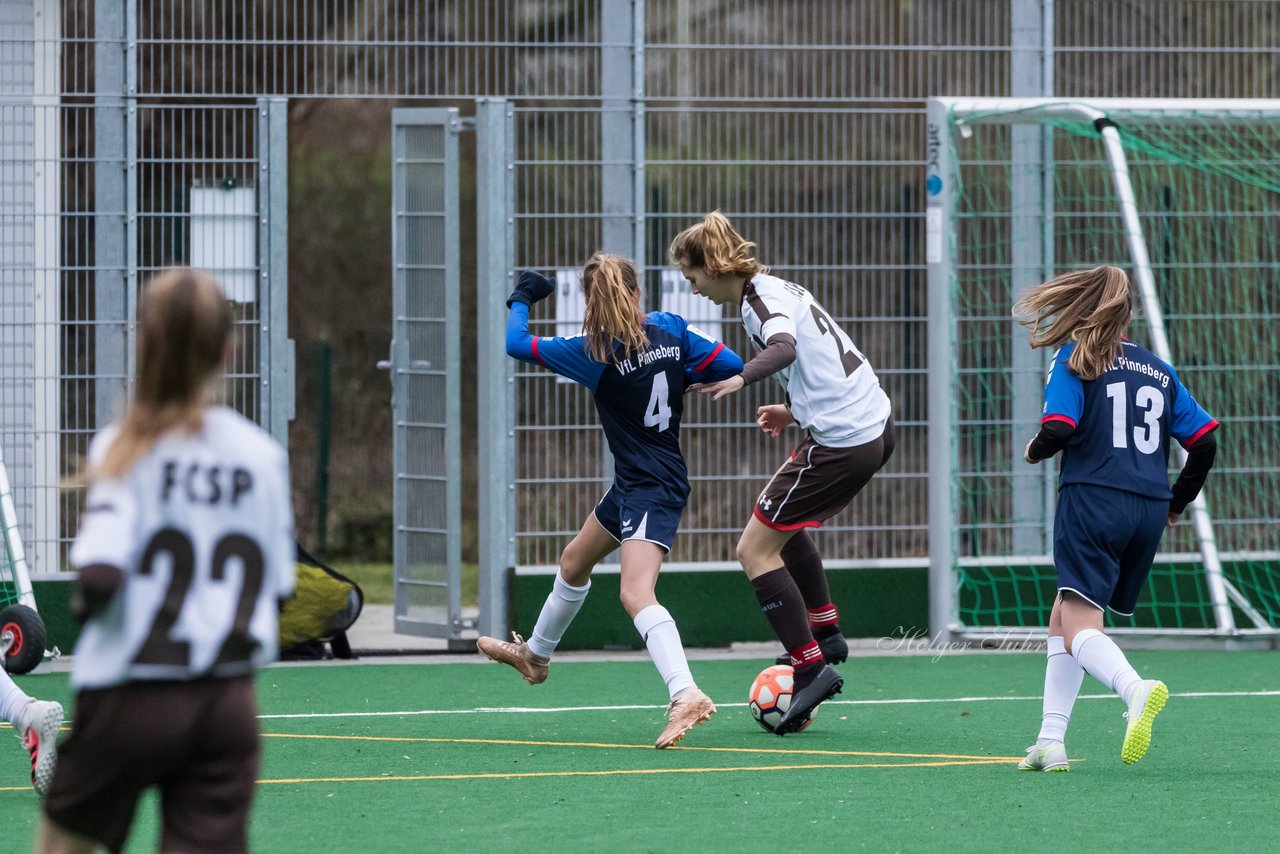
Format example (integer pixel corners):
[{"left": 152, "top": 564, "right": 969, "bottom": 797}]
[
  {"left": 671, "top": 211, "right": 895, "bottom": 734},
  {"left": 39, "top": 269, "right": 295, "bottom": 854}
]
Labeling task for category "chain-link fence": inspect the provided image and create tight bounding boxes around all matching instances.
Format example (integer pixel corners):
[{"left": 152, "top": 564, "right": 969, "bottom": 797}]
[{"left": 2, "top": 0, "right": 1279, "bottom": 584}]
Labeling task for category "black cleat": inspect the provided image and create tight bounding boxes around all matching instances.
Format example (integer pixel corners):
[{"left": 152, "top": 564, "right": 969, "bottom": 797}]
[
  {"left": 775, "top": 663, "right": 843, "bottom": 734},
  {"left": 774, "top": 625, "right": 849, "bottom": 666}
]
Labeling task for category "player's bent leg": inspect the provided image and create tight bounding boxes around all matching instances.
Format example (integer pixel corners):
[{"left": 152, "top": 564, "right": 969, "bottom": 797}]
[
  {"left": 558, "top": 512, "right": 619, "bottom": 588},
  {"left": 617, "top": 540, "right": 716, "bottom": 748},
  {"left": 477, "top": 513, "right": 616, "bottom": 683},
  {"left": 773, "top": 532, "right": 849, "bottom": 666},
  {"left": 36, "top": 816, "right": 97, "bottom": 854},
  {"left": 735, "top": 514, "right": 792, "bottom": 580}
]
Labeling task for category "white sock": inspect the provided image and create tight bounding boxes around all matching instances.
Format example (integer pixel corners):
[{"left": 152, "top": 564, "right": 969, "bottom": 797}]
[
  {"left": 527, "top": 574, "right": 591, "bottom": 659},
  {"left": 1071, "top": 628, "right": 1142, "bottom": 705},
  {"left": 633, "top": 604, "right": 696, "bottom": 700},
  {"left": 1037, "top": 635, "right": 1083, "bottom": 745},
  {"left": 0, "top": 666, "right": 32, "bottom": 729}
]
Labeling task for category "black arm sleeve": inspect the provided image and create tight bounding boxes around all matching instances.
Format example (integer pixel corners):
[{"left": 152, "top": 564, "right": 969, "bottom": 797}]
[
  {"left": 70, "top": 563, "right": 125, "bottom": 623},
  {"left": 1026, "top": 420, "right": 1076, "bottom": 463},
  {"left": 739, "top": 333, "right": 797, "bottom": 386},
  {"left": 1169, "top": 430, "right": 1218, "bottom": 515}
]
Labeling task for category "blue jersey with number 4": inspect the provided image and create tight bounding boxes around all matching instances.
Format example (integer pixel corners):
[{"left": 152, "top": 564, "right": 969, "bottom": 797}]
[
  {"left": 506, "top": 303, "right": 744, "bottom": 506},
  {"left": 1042, "top": 340, "right": 1217, "bottom": 500}
]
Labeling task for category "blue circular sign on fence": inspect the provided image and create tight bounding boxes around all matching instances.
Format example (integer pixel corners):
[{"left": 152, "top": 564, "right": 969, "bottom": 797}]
[{"left": 926, "top": 174, "right": 943, "bottom": 196}]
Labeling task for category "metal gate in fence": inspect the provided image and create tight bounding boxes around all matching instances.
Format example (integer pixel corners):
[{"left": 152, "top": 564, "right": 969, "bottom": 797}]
[{"left": 388, "top": 107, "right": 464, "bottom": 639}]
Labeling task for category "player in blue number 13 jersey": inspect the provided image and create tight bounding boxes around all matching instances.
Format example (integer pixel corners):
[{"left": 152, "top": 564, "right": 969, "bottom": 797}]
[
  {"left": 1012, "top": 266, "right": 1219, "bottom": 772},
  {"left": 475, "top": 253, "right": 744, "bottom": 748}
]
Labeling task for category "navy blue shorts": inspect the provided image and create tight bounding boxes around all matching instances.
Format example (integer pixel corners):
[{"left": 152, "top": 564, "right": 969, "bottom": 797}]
[
  {"left": 1053, "top": 483, "right": 1169, "bottom": 616},
  {"left": 592, "top": 488, "right": 683, "bottom": 553}
]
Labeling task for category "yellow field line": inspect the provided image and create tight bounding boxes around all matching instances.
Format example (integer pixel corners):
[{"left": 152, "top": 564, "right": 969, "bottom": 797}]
[
  {"left": 260, "top": 732, "right": 1024, "bottom": 762},
  {"left": 260, "top": 758, "right": 1016, "bottom": 785},
  {"left": 0, "top": 756, "right": 1016, "bottom": 794}
]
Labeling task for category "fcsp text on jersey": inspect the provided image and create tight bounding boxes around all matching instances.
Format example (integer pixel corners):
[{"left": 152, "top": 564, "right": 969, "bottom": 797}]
[{"left": 160, "top": 461, "right": 255, "bottom": 506}]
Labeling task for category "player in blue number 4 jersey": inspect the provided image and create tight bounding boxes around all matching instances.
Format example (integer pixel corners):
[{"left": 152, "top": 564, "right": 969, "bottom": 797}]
[
  {"left": 1013, "top": 266, "right": 1219, "bottom": 772},
  {"left": 475, "top": 253, "right": 744, "bottom": 749}
]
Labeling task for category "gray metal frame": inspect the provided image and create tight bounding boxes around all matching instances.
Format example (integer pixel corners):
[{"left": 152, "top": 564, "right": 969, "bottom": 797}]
[
  {"left": 257, "top": 99, "right": 295, "bottom": 446},
  {"left": 390, "top": 107, "right": 464, "bottom": 640},
  {"left": 476, "top": 99, "right": 516, "bottom": 638}
]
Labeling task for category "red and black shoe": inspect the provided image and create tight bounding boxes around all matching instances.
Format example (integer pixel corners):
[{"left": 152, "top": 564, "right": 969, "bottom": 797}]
[
  {"left": 775, "top": 625, "right": 849, "bottom": 666},
  {"left": 21, "top": 700, "right": 63, "bottom": 797},
  {"left": 775, "top": 663, "right": 843, "bottom": 734}
]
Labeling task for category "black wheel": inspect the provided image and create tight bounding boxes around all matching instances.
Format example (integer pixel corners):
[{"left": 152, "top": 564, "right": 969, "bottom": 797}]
[{"left": 0, "top": 604, "right": 46, "bottom": 675}]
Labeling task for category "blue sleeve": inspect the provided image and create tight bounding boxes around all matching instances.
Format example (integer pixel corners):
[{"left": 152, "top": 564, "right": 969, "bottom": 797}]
[
  {"left": 682, "top": 319, "right": 744, "bottom": 384},
  {"left": 1168, "top": 365, "right": 1218, "bottom": 447},
  {"left": 1042, "top": 345, "right": 1083, "bottom": 427},
  {"left": 505, "top": 303, "right": 603, "bottom": 390}
]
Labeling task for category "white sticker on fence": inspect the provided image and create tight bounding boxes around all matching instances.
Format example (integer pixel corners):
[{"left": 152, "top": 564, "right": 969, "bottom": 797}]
[
  {"left": 659, "top": 269, "right": 722, "bottom": 342},
  {"left": 190, "top": 186, "right": 257, "bottom": 302},
  {"left": 553, "top": 269, "right": 586, "bottom": 383},
  {"left": 926, "top": 206, "right": 943, "bottom": 265}
]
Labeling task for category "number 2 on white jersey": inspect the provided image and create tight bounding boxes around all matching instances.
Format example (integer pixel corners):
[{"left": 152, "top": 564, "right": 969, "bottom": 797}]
[
  {"left": 644, "top": 372, "right": 672, "bottom": 432},
  {"left": 1106, "top": 382, "right": 1163, "bottom": 454}
]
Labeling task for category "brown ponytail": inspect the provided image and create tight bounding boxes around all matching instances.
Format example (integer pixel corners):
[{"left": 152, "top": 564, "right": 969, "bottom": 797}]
[
  {"left": 1012, "top": 265, "right": 1133, "bottom": 380},
  {"left": 95, "top": 268, "right": 234, "bottom": 479},
  {"left": 581, "top": 253, "right": 648, "bottom": 363},
  {"left": 668, "top": 210, "right": 764, "bottom": 278}
]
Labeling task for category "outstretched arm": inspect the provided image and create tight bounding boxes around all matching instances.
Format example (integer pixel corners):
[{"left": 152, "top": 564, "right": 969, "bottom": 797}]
[
  {"left": 739, "top": 333, "right": 797, "bottom": 385},
  {"left": 504, "top": 270, "right": 602, "bottom": 389},
  {"left": 504, "top": 271, "right": 556, "bottom": 363}
]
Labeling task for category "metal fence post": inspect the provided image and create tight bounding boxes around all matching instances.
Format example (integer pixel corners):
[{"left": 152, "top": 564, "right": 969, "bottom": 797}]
[
  {"left": 93, "top": 0, "right": 131, "bottom": 425},
  {"left": 1010, "top": 0, "right": 1051, "bottom": 554},
  {"left": 476, "top": 98, "right": 516, "bottom": 638},
  {"left": 926, "top": 99, "right": 957, "bottom": 645},
  {"left": 258, "top": 98, "right": 294, "bottom": 447}
]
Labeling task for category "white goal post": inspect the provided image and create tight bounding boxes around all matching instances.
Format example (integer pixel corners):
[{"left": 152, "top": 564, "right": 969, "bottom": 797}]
[{"left": 926, "top": 97, "right": 1280, "bottom": 643}]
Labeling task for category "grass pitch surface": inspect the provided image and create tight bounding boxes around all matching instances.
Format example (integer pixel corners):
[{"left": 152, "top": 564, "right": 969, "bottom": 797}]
[{"left": 4, "top": 649, "right": 1276, "bottom": 851}]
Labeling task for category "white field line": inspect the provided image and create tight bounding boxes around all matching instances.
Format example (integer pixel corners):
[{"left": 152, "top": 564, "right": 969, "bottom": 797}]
[{"left": 256, "top": 689, "right": 1280, "bottom": 720}]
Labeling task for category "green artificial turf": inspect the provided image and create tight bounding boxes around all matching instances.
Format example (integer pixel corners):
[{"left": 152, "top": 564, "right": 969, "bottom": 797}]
[{"left": 4, "top": 649, "right": 1277, "bottom": 852}]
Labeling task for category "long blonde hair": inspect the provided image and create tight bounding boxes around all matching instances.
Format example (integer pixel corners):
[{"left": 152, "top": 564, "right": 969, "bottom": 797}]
[
  {"left": 668, "top": 210, "right": 764, "bottom": 278},
  {"left": 96, "top": 268, "right": 234, "bottom": 479},
  {"left": 581, "top": 253, "right": 648, "bottom": 363},
  {"left": 1013, "top": 265, "right": 1133, "bottom": 381}
]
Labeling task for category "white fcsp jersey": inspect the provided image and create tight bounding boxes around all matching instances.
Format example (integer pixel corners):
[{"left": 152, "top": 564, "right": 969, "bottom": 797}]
[
  {"left": 69, "top": 406, "right": 296, "bottom": 689},
  {"left": 741, "top": 273, "right": 891, "bottom": 447}
]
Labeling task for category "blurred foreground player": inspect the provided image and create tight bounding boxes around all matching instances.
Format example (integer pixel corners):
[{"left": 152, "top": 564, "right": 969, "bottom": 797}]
[
  {"left": 40, "top": 269, "right": 295, "bottom": 853},
  {"left": 0, "top": 666, "right": 62, "bottom": 796}
]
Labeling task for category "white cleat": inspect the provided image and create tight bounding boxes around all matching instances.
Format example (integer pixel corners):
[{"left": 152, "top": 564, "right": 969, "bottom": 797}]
[
  {"left": 1018, "top": 740, "right": 1070, "bottom": 772},
  {"left": 22, "top": 699, "right": 64, "bottom": 797}
]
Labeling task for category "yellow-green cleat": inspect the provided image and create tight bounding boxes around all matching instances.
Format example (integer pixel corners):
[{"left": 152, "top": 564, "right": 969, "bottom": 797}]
[
  {"left": 1018, "top": 741, "right": 1070, "bottom": 772},
  {"left": 1121, "top": 679, "right": 1168, "bottom": 765}
]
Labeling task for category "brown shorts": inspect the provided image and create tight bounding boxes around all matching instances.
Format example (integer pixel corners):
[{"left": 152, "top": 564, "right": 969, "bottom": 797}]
[
  {"left": 43, "top": 675, "right": 260, "bottom": 854},
  {"left": 753, "top": 417, "right": 895, "bottom": 530}
]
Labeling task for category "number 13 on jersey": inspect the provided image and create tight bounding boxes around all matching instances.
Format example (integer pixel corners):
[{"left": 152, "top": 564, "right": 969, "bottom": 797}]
[{"left": 1106, "top": 382, "right": 1163, "bottom": 454}]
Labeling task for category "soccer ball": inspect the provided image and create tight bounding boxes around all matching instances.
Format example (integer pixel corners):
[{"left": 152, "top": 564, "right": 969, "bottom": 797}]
[{"left": 748, "top": 664, "right": 816, "bottom": 734}]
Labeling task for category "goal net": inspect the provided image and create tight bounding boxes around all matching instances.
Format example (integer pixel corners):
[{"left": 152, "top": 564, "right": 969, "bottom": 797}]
[{"left": 925, "top": 98, "right": 1280, "bottom": 641}]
